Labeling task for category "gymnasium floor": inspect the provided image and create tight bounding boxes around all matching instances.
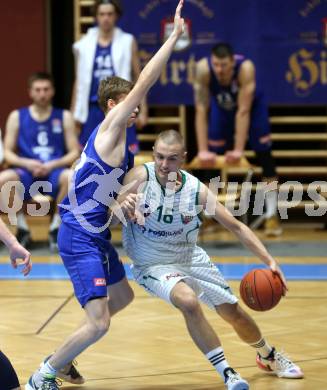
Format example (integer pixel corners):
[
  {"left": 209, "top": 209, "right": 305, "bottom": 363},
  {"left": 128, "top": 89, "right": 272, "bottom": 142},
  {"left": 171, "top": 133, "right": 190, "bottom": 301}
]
[{"left": 1, "top": 225, "right": 327, "bottom": 389}]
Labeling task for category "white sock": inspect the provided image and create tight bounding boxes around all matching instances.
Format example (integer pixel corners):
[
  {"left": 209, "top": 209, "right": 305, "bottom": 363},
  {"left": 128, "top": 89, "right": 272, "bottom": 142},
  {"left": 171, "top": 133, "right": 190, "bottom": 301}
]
[
  {"left": 17, "top": 211, "right": 29, "bottom": 231},
  {"left": 49, "top": 213, "right": 61, "bottom": 232},
  {"left": 206, "top": 347, "right": 230, "bottom": 379},
  {"left": 250, "top": 338, "right": 273, "bottom": 359},
  {"left": 265, "top": 190, "right": 278, "bottom": 218},
  {"left": 33, "top": 361, "right": 57, "bottom": 385}
]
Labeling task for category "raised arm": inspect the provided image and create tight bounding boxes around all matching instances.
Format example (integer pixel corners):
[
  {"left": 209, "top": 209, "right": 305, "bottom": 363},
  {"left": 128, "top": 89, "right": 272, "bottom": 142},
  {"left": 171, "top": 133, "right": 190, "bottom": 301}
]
[
  {"left": 100, "top": 0, "right": 185, "bottom": 135},
  {"left": 198, "top": 182, "right": 287, "bottom": 292},
  {"left": 131, "top": 38, "right": 148, "bottom": 128}
]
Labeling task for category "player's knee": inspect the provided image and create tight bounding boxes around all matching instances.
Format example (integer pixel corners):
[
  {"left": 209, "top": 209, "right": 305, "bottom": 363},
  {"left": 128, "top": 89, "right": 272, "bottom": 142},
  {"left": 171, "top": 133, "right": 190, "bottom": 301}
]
[
  {"left": 173, "top": 290, "right": 200, "bottom": 314},
  {"left": 217, "top": 302, "right": 241, "bottom": 323},
  {"left": 117, "top": 284, "right": 134, "bottom": 311},
  {"left": 89, "top": 316, "right": 111, "bottom": 340},
  {"left": 0, "top": 170, "right": 18, "bottom": 186},
  {"left": 124, "top": 285, "right": 135, "bottom": 307}
]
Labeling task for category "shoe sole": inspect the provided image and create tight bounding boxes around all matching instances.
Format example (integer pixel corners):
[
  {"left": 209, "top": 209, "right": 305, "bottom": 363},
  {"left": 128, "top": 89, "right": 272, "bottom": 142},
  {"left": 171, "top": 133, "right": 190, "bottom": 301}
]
[
  {"left": 57, "top": 372, "right": 85, "bottom": 384},
  {"left": 264, "top": 228, "right": 283, "bottom": 237},
  {"left": 257, "top": 360, "right": 304, "bottom": 379},
  {"left": 25, "top": 382, "right": 35, "bottom": 390},
  {"left": 229, "top": 382, "right": 249, "bottom": 390}
]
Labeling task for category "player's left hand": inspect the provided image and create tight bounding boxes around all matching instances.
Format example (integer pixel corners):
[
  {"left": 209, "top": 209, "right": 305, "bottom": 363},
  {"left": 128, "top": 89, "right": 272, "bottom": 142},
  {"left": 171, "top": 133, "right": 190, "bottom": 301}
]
[
  {"left": 9, "top": 240, "right": 32, "bottom": 276},
  {"left": 269, "top": 261, "right": 288, "bottom": 295},
  {"left": 172, "top": 0, "right": 185, "bottom": 38},
  {"left": 225, "top": 150, "right": 243, "bottom": 164}
]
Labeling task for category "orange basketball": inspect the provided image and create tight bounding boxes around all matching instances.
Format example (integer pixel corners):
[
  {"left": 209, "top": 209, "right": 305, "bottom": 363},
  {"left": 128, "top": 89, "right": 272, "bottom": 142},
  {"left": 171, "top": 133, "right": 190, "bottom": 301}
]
[{"left": 240, "top": 268, "right": 283, "bottom": 311}]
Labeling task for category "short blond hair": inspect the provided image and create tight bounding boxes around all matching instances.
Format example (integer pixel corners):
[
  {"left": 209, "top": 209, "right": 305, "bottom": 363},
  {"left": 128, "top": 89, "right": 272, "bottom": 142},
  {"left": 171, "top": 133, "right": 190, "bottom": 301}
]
[{"left": 154, "top": 129, "right": 186, "bottom": 152}]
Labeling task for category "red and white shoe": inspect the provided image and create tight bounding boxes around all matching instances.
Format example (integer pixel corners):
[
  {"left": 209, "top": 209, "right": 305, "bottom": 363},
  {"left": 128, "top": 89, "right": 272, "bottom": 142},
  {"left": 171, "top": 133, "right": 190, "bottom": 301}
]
[{"left": 256, "top": 347, "right": 304, "bottom": 379}]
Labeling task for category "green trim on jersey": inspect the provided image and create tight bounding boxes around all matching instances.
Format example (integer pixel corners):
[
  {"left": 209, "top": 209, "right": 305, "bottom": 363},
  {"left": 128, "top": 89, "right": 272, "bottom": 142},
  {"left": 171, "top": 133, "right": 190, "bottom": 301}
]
[
  {"left": 143, "top": 163, "right": 150, "bottom": 182},
  {"left": 154, "top": 169, "right": 186, "bottom": 195},
  {"left": 195, "top": 179, "right": 203, "bottom": 222}
]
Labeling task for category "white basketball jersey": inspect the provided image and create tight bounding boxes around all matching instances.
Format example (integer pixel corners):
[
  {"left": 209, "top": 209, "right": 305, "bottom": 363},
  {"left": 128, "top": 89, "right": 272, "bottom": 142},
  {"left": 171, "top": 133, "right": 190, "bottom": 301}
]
[{"left": 122, "top": 162, "right": 204, "bottom": 267}]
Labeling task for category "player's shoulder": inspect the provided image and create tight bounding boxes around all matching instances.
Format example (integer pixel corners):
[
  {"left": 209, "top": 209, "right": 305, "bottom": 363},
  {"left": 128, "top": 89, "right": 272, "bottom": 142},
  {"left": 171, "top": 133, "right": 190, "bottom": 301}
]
[
  {"left": 181, "top": 169, "right": 201, "bottom": 187},
  {"left": 195, "top": 58, "right": 210, "bottom": 82},
  {"left": 239, "top": 58, "right": 255, "bottom": 73},
  {"left": 6, "top": 109, "right": 20, "bottom": 123},
  {"left": 196, "top": 57, "right": 209, "bottom": 71}
]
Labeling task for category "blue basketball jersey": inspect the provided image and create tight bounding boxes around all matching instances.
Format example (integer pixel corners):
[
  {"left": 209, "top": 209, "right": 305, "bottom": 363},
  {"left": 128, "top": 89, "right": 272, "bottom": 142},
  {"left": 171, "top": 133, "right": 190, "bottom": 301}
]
[
  {"left": 89, "top": 43, "right": 116, "bottom": 103},
  {"left": 207, "top": 55, "right": 270, "bottom": 152},
  {"left": 60, "top": 125, "right": 134, "bottom": 243},
  {"left": 17, "top": 107, "right": 66, "bottom": 162},
  {"left": 208, "top": 54, "right": 248, "bottom": 114}
]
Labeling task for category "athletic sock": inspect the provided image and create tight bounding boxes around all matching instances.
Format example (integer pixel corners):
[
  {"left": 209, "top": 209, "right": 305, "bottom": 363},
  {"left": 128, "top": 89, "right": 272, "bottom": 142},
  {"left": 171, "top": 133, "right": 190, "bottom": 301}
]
[
  {"left": 265, "top": 190, "right": 278, "bottom": 218},
  {"left": 33, "top": 360, "right": 57, "bottom": 386},
  {"left": 49, "top": 213, "right": 61, "bottom": 232},
  {"left": 206, "top": 347, "right": 230, "bottom": 379},
  {"left": 250, "top": 338, "right": 273, "bottom": 358},
  {"left": 17, "top": 211, "right": 29, "bottom": 231}
]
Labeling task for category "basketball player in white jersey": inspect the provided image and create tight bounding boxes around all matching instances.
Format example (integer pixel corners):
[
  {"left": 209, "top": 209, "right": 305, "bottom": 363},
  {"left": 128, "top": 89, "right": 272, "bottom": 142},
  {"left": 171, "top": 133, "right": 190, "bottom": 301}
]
[{"left": 112, "top": 130, "right": 303, "bottom": 390}]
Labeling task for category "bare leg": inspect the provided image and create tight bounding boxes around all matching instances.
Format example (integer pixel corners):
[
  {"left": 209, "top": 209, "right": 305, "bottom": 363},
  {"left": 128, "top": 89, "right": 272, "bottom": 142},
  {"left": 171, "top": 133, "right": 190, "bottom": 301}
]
[
  {"left": 216, "top": 302, "right": 262, "bottom": 344},
  {"left": 49, "top": 297, "right": 110, "bottom": 370},
  {"left": 170, "top": 281, "right": 221, "bottom": 354},
  {"left": 107, "top": 277, "right": 134, "bottom": 316},
  {"left": 56, "top": 169, "right": 72, "bottom": 205}
]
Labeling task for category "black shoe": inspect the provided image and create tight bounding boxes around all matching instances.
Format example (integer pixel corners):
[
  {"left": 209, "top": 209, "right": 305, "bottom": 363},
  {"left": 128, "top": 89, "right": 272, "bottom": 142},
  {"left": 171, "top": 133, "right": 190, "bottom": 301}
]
[
  {"left": 16, "top": 228, "right": 32, "bottom": 248},
  {"left": 49, "top": 229, "right": 58, "bottom": 252}
]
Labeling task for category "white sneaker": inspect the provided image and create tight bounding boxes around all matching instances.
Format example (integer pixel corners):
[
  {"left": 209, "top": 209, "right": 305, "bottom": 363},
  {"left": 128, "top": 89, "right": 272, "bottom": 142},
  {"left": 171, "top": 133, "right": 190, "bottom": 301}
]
[
  {"left": 42, "top": 355, "right": 85, "bottom": 384},
  {"left": 224, "top": 367, "right": 249, "bottom": 390},
  {"left": 25, "top": 373, "right": 60, "bottom": 390},
  {"left": 256, "top": 347, "right": 304, "bottom": 378}
]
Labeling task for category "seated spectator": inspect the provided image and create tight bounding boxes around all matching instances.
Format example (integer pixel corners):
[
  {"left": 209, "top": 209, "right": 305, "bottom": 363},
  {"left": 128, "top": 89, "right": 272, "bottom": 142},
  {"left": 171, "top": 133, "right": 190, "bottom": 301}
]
[{"left": 0, "top": 72, "right": 80, "bottom": 250}]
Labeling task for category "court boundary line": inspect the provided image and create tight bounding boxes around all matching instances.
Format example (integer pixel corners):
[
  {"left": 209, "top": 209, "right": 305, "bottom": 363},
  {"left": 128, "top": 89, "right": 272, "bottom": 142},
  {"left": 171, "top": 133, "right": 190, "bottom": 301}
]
[{"left": 35, "top": 293, "right": 74, "bottom": 334}]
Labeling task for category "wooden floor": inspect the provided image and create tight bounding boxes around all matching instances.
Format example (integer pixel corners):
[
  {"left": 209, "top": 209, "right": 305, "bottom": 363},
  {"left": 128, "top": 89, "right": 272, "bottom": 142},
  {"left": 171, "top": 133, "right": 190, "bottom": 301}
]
[
  {"left": 1, "top": 276, "right": 327, "bottom": 389},
  {"left": 0, "top": 221, "right": 326, "bottom": 389}
]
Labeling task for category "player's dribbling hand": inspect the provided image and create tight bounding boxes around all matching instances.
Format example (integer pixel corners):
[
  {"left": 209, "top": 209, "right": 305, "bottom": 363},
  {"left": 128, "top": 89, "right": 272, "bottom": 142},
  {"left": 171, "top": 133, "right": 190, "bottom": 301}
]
[
  {"left": 9, "top": 240, "right": 32, "bottom": 276},
  {"left": 225, "top": 150, "right": 243, "bottom": 164},
  {"left": 121, "top": 194, "right": 138, "bottom": 221},
  {"left": 269, "top": 261, "right": 288, "bottom": 296},
  {"left": 172, "top": 0, "right": 185, "bottom": 38}
]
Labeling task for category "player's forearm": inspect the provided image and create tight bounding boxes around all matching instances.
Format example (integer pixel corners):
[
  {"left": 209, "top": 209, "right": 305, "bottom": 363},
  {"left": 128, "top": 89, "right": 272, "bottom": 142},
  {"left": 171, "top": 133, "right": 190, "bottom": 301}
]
[
  {"left": 47, "top": 150, "right": 80, "bottom": 170},
  {"left": 195, "top": 106, "right": 209, "bottom": 152},
  {"left": 137, "top": 33, "right": 179, "bottom": 96},
  {"left": 4, "top": 150, "right": 31, "bottom": 168},
  {"left": 234, "top": 110, "right": 250, "bottom": 152},
  {"left": 233, "top": 222, "right": 275, "bottom": 266},
  {"left": 0, "top": 218, "right": 18, "bottom": 249}
]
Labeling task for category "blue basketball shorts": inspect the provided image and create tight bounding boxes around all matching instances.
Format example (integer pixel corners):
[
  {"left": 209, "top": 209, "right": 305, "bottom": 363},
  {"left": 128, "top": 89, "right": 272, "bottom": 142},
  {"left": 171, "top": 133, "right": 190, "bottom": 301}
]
[
  {"left": 208, "top": 96, "right": 272, "bottom": 154},
  {"left": 15, "top": 167, "right": 64, "bottom": 201},
  {"left": 58, "top": 222, "right": 126, "bottom": 307}
]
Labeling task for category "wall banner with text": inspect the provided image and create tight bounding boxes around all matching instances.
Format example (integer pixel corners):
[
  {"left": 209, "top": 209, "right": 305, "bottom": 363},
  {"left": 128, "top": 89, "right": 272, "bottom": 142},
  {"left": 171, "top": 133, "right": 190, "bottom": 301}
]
[{"left": 119, "top": 0, "right": 327, "bottom": 105}]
